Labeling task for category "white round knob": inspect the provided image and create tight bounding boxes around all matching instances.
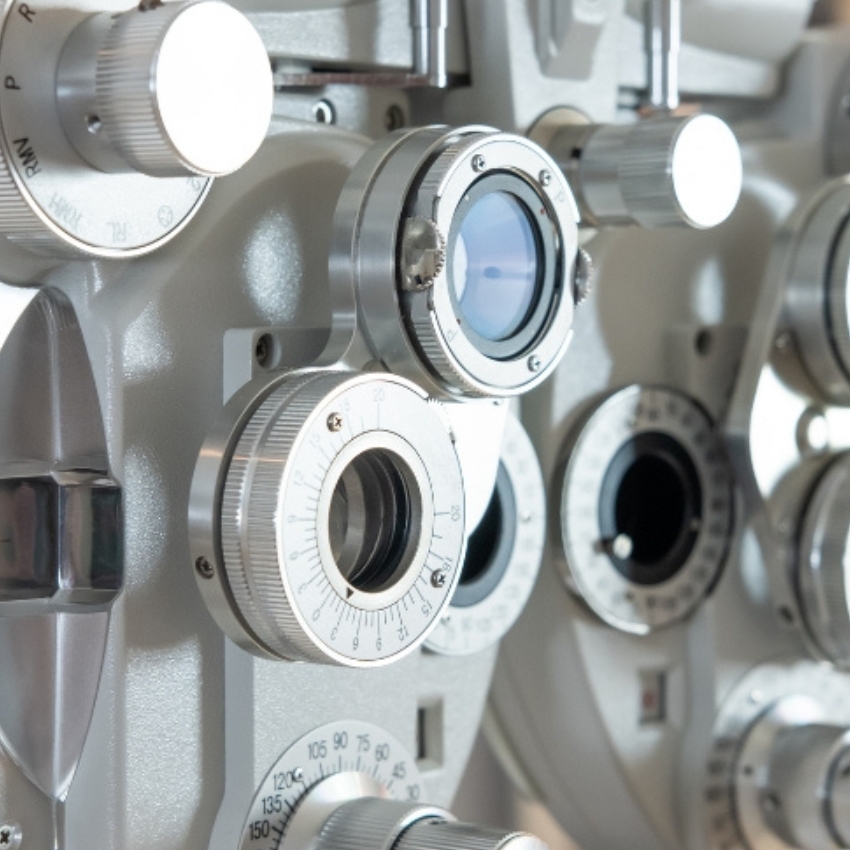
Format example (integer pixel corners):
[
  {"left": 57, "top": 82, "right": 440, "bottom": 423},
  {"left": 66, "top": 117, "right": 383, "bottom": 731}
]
[
  {"left": 798, "top": 455, "right": 850, "bottom": 668},
  {"left": 59, "top": 0, "right": 272, "bottom": 178},
  {"left": 548, "top": 114, "right": 742, "bottom": 229}
]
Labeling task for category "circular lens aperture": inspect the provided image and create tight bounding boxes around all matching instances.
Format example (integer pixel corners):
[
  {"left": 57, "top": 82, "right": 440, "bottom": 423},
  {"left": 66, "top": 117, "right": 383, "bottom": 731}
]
[
  {"left": 599, "top": 432, "right": 703, "bottom": 586},
  {"left": 452, "top": 191, "right": 541, "bottom": 342},
  {"left": 328, "top": 449, "right": 421, "bottom": 594}
]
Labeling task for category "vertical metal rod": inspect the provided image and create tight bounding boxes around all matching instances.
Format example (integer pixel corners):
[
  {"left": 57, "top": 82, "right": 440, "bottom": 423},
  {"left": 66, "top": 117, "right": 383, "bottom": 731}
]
[
  {"left": 646, "top": 0, "right": 680, "bottom": 111},
  {"left": 411, "top": 0, "right": 448, "bottom": 87}
]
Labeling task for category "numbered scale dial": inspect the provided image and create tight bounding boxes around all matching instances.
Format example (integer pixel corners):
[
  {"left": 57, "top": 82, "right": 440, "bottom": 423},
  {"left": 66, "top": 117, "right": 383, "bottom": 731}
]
[
  {"left": 426, "top": 411, "right": 546, "bottom": 655},
  {"left": 705, "top": 660, "right": 850, "bottom": 850},
  {"left": 240, "top": 721, "right": 423, "bottom": 850},
  {"left": 559, "top": 385, "right": 733, "bottom": 633},
  {"left": 191, "top": 371, "right": 466, "bottom": 667}
]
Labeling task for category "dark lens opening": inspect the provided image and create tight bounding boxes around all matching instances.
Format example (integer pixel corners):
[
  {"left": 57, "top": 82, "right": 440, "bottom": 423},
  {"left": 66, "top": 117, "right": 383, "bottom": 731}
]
[
  {"left": 452, "top": 463, "right": 516, "bottom": 608},
  {"left": 328, "top": 449, "right": 420, "bottom": 593},
  {"left": 598, "top": 433, "right": 702, "bottom": 586}
]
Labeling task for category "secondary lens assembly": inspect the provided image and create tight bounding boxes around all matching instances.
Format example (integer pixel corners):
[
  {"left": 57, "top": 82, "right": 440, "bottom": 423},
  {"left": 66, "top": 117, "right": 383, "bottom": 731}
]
[
  {"left": 189, "top": 371, "right": 466, "bottom": 667},
  {"left": 558, "top": 386, "right": 733, "bottom": 634},
  {"left": 332, "top": 126, "right": 579, "bottom": 397}
]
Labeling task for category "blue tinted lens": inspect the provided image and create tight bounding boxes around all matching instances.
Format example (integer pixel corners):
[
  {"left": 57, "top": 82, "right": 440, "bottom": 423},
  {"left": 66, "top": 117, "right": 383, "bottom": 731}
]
[{"left": 452, "top": 191, "right": 539, "bottom": 342}]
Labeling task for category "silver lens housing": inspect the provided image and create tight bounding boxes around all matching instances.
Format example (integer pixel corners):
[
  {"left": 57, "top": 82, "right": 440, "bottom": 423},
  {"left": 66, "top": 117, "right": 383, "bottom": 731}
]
[
  {"left": 332, "top": 126, "right": 579, "bottom": 398},
  {"left": 189, "top": 370, "right": 466, "bottom": 667}
]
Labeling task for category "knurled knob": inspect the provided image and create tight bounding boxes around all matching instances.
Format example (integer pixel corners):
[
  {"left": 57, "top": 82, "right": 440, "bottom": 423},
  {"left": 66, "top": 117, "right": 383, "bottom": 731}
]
[
  {"left": 59, "top": 0, "right": 272, "bottom": 178},
  {"left": 798, "top": 455, "right": 850, "bottom": 668},
  {"left": 547, "top": 114, "right": 742, "bottom": 229},
  {"left": 313, "top": 798, "right": 547, "bottom": 850}
]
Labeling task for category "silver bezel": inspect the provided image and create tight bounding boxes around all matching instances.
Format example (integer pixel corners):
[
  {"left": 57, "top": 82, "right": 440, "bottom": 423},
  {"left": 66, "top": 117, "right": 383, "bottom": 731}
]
[
  {"left": 558, "top": 385, "right": 734, "bottom": 634},
  {"left": 786, "top": 180, "right": 850, "bottom": 404},
  {"left": 333, "top": 125, "right": 579, "bottom": 398}
]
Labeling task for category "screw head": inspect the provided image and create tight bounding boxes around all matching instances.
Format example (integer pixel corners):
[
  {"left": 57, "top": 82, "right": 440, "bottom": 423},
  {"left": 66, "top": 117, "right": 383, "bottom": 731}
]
[
  {"left": 774, "top": 330, "right": 792, "bottom": 352},
  {"left": 293, "top": 767, "right": 305, "bottom": 782},
  {"left": 327, "top": 413, "right": 343, "bottom": 432},
  {"left": 527, "top": 354, "right": 542, "bottom": 372},
  {"left": 195, "top": 556, "right": 214, "bottom": 580},
  {"left": 431, "top": 569, "right": 448, "bottom": 588},
  {"left": 0, "top": 824, "right": 21, "bottom": 849},
  {"left": 471, "top": 154, "right": 486, "bottom": 172},
  {"left": 539, "top": 169, "right": 552, "bottom": 186}
]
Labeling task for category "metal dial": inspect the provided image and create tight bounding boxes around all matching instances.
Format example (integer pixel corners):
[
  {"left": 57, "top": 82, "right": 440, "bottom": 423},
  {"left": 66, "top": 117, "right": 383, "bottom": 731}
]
[
  {"left": 797, "top": 453, "right": 850, "bottom": 668},
  {"left": 332, "top": 126, "right": 579, "bottom": 399},
  {"left": 0, "top": 0, "right": 234, "bottom": 255},
  {"left": 426, "top": 411, "right": 545, "bottom": 655},
  {"left": 705, "top": 660, "right": 850, "bottom": 850},
  {"left": 559, "top": 385, "right": 733, "bottom": 633},
  {"left": 240, "top": 721, "right": 424, "bottom": 850},
  {"left": 58, "top": 0, "right": 272, "bottom": 178},
  {"left": 191, "top": 371, "right": 466, "bottom": 667}
]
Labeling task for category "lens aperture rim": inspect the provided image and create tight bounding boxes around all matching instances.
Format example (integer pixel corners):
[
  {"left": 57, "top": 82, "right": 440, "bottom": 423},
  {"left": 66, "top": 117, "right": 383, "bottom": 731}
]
[{"left": 445, "top": 172, "right": 559, "bottom": 360}]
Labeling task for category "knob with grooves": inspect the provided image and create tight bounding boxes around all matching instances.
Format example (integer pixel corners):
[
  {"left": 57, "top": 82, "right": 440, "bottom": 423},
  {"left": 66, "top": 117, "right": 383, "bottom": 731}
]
[
  {"left": 308, "top": 797, "right": 548, "bottom": 850},
  {"left": 798, "top": 454, "right": 850, "bottom": 668},
  {"left": 59, "top": 0, "right": 272, "bottom": 178},
  {"left": 547, "top": 114, "right": 742, "bottom": 229},
  {"left": 735, "top": 696, "right": 850, "bottom": 850}
]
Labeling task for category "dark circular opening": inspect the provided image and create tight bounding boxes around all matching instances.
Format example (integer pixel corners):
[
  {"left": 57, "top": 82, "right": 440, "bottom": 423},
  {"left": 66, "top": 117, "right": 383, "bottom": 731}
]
[
  {"left": 452, "top": 463, "right": 516, "bottom": 608},
  {"left": 328, "top": 449, "right": 420, "bottom": 594},
  {"left": 446, "top": 172, "right": 561, "bottom": 361},
  {"left": 598, "top": 432, "right": 702, "bottom": 586}
]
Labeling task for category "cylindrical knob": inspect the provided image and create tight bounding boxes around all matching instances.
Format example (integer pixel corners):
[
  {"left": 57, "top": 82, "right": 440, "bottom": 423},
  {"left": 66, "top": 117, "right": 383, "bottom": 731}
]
[
  {"left": 547, "top": 114, "right": 742, "bottom": 229},
  {"left": 57, "top": 0, "right": 272, "bottom": 177},
  {"left": 765, "top": 720, "right": 850, "bottom": 849},
  {"left": 311, "top": 797, "right": 547, "bottom": 850},
  {"left": 798, "top": 455, "right": 850, "bottom": 668}
]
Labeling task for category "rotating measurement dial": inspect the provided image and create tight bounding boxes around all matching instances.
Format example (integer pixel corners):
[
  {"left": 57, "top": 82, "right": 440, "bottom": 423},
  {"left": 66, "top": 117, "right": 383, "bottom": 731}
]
[
  {"left": 240, "top": 720, "right": 423, "bottom": 850},
  {"left": 0, "top": 0, "right": 271, "bottom": 256},
  {"left": 426, "top": 411, "right": 545, "bottom": 655},
  {"left": 191, "top": 371, "right": 466, "bottom": 667},
  {"left": 559, "top": 385, "right": 733, "bottom": 633}
]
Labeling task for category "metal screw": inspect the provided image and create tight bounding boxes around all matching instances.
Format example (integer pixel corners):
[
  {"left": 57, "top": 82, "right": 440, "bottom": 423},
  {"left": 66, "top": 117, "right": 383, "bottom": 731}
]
[
  {"left": 539, "top": 170, "right": 552, "bottom": 186},
  {"left": 385, "top": 104, "right": 405, "bottom": 132},
  {"left": 255, "top": 334, "right": 273, "bottom": 367},
  {"left": 0, "top": 824, "right": 21, "bottom": 849},
  {"left": 774, "top": 330, "right": 792, "bottom": 352},
  {"left": 748, "top": 689, "right": 763, "bottom": 705},
  {"left": 527, "top": 354, "right": 542, "bottom": 372},
  {"left": 471, "top": 154, "right": 486, "bottom": 172},
  {"left": 327, "top": 413, "right": 343, "bottom": 432},
  {"left": 195, "top": 556, "right": 214, "bottom": 580},
  {"left": 293, "top": 767, "right": 305, "bottom": 782},
  {"left": 431, "top": 569, "right": 447, "bottom": 588},
  {"left": 312, "top": 99, "right": 336, "bottom": 125}
]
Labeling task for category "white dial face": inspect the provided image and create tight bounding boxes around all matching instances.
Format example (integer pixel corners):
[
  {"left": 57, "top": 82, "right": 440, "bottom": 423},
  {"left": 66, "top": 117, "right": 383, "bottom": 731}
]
[
  {"left": 0, "top": 0, "right": 208, "bottom": 254},
  {"left": 278, "top": 378, "right": 466, "bottom": 665},
  {"left": 560, "top": 385, "right": 733, "bottom": 633},
  {"left": 426, "top": 412, "right": 545, "bottom": 655},
  {"left": 240, "top": 720, "right": 423, "bottom": 850}
]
